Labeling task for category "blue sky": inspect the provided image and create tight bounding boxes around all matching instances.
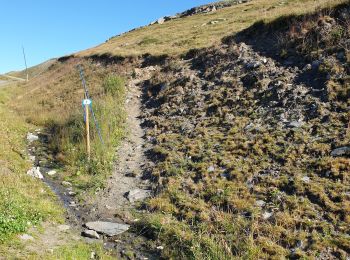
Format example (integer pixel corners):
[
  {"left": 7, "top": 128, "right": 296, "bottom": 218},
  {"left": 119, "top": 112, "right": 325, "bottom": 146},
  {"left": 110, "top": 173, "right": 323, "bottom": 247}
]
[{"left": 0, "top": 0, "right": 212, "bottom": 74}]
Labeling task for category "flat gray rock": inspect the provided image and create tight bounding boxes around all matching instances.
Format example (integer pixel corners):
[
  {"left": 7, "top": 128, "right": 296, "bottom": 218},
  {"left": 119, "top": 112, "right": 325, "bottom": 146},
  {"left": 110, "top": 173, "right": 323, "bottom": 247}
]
[
  {"left": 85, "top": 221, "right": 130, "bottom": 236},
  {"left": 126, "top": 189, "right": 151, "bottom": 203}
]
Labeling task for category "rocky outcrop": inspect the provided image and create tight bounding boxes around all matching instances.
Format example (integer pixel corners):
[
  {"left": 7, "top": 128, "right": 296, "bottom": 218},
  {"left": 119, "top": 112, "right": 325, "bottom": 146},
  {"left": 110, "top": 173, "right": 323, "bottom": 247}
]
[
  {"left": 110, "top": 1, "right": 251, "bottom": 39},
  {"left": 150, "top": 0, "right": 251, "bottom": 25}
]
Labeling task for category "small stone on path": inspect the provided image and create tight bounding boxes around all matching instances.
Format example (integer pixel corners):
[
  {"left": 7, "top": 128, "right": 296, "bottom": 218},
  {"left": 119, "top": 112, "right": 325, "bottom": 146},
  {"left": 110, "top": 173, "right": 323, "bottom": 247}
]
[
  {"left": 19, "top": 234, "right": 34, "bottom": 241},
  {"left": 58, "top": 225, "right": 70, "bottom": 231}
]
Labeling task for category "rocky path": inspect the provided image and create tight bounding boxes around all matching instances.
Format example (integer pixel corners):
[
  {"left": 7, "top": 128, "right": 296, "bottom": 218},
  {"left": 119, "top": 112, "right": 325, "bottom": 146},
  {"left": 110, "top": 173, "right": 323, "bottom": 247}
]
[{"left": 89, "top": 69, "right": 153, "bottom": 220}]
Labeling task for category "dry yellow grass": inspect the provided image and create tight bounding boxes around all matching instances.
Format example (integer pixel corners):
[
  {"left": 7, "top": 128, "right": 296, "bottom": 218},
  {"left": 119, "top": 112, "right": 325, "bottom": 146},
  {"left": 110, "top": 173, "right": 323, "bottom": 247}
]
[{"left": 78, "top": 0, "right": 346, "bottom": 58}]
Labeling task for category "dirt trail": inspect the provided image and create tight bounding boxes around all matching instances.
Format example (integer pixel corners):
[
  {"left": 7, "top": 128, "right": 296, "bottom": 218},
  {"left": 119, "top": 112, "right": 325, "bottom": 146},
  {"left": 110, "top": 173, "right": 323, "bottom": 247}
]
[
  {"left": 0, "top": 80, "right": 8, "bottom": 87},
  {"left": 89, "top": 68, "right": 154, "bottom": 220}
]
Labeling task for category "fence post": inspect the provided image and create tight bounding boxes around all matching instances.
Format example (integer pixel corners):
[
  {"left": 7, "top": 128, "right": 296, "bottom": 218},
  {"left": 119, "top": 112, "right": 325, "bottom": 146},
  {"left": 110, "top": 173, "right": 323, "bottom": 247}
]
[{"left": 84, "top": 99, "right": 91, "bottom": 161}]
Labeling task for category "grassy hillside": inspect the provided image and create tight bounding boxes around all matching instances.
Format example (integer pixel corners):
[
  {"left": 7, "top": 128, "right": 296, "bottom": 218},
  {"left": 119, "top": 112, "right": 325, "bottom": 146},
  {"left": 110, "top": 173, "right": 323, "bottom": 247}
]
[
  {"left": 0, "top": 83, "right": 63, "bottom": 246},
  {"left": 135, "top": 2, "right": 350, "bottom": 259},
  {"left": 78, "top": 0, "right": 344, "bottom": 58},
  {"left": 1, "top": 0, "right": 350, "bottom": 258}
]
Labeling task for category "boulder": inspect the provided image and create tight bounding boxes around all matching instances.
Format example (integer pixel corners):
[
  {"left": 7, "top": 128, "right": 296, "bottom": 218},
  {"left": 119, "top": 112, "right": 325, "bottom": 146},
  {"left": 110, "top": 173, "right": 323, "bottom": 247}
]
[
  {"left": 207, "top": 166, "right": 215, "bottom": 172},
  {"left": 47, "top": 170, "right": 57, "bottom": 176},
  {"left": 27, "top": 167, "right": 43, "bottom": 179},
  {"left": 62, "top": 181, "right": 72, "bottom": 187},
  {"left": 246, "top": 61, "right": 261, "bottom": 70},
  {"left": 262, "top": 212, "right": 273, "bottom": 220},
  {"left": 303, "top": 64, "right": 312, "bottom": 71},
  {"left": 331, "top": 147, "right": 350, "bottom": 157},
  {"left": 164, "top": 15, "right": 178, "bottom": 21},
  {"left": 126, "top": 189, "right": 151, "bottom": 203},
  {"left": 255, "top": 200, "right": 266, "bottom": 207},
  {"left": 157, "top": 17, "right": 165, "bottom": 24},
  {"left": 85, "top": 221, "right": 130, "bottom": 237},
  {"left": 27, "top": 133, "right": 39, "bottom": 142},
  {"left": 68, "top": 191, "right": 77, "bottom": 196},
  {"left": 301, "top": 176, "right": 310, "bottom": 183}
]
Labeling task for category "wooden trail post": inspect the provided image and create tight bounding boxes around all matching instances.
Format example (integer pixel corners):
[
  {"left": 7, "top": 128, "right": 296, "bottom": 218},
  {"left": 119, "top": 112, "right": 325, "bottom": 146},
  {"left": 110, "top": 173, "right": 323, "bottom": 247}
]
[
  {"left": 78, "top": 65, "right": 104, "bottom": 162},
  {"left": 83, "top": 98, "right": 91, "bottom": 161}
]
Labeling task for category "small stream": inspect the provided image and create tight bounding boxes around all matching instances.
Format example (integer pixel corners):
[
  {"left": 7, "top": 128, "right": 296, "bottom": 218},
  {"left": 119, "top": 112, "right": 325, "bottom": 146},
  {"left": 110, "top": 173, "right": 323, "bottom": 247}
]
[
  {"left": 27, "top": 130, "right": 83, "bottom": 225},
  {"left": 26, "top": 130, "right": 160, "bottom": 260}
]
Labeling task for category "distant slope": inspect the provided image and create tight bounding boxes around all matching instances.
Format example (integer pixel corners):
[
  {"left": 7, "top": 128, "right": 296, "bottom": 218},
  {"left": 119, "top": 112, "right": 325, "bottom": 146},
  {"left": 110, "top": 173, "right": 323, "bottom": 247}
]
[
  {"left": 7, "top": 59, "right": 56, "bottom": 80},
  {"left": 0, "top": 74, "right": 25, "bottom": 88},
  {"left": 78, "top": 0, "right": 344, "bottom": 58}
]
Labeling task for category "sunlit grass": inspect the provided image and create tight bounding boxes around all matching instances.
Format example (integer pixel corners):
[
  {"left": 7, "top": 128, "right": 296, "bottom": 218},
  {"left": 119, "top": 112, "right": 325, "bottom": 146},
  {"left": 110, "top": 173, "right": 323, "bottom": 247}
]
[
  {"left": 0, "top": 84, "right": 63, "bottom": 242},
  {"left": 78, "top": 0, "right": 346, "bottom": 58}
]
